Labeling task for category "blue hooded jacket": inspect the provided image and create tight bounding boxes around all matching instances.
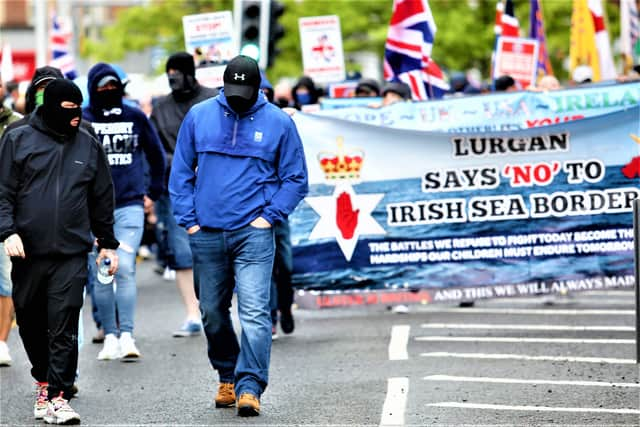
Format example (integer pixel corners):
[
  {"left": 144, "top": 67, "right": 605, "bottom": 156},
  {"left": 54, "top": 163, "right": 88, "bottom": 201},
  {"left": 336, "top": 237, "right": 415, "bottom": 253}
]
[
  {"left": 83, "top": 63, "right": 166, "bottom": 208},
  {"left": 169, "top": 89, "right": 308, "bottom": 230}
]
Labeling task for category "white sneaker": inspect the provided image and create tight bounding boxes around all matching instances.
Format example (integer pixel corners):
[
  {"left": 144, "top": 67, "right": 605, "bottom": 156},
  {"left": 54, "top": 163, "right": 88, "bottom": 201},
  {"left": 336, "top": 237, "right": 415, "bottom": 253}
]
[
  {"left": 163, "top": 267, "right": 176, "bottom": 281},
  {"left": 119, "top": 332, "right": 140, "bottom": 362},
  {"left": 33, "top": 382, "right": 48, "bottom": 419},
  {"left": 137, "top": 245, "right": 152, "bottom": 259},
  {"left": 391, "top": 304, "right": 410, "bottom": 314},
  {"left": 0, "top": 340, "right": 12, "bottom": 366},
  {"left": 43, "top": 393, "right": 80, "bottom": 425},
  {"left": 97, "top": 334, "right": 121, "bottom": 360}
]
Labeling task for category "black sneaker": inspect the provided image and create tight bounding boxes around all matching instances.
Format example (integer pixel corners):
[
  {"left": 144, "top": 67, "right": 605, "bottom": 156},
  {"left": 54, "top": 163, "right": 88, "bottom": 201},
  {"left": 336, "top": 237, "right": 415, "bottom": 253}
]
[{"left": 280, "top": 308, "right": 294, "bottom": 334}]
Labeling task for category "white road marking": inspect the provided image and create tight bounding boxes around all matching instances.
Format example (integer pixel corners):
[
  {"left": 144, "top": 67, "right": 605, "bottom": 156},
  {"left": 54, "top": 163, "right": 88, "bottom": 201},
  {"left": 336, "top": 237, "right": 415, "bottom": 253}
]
[
  {"left": 420, "top": 352, "right": 636, "bottom": 364},
  {"left": 380, "top": 377, "right": 409, "bottom": 427},
  {"left": 423, "top": 307, "right": 634, "bottom": 315},
  {"left": 426, "top": 401, "right": 640, "bottom": 415},
  {"left": 423, "top": 374, "right": 640, "bottom": 388},
  {"left": 416, "top": 336, "right": 634, "bottom": 344},
  {"left": 389, "top": 325, "right": 410, "bottom": 361},
  {"left": 420, "top": 323, "right": 634, "bottom": 332}
]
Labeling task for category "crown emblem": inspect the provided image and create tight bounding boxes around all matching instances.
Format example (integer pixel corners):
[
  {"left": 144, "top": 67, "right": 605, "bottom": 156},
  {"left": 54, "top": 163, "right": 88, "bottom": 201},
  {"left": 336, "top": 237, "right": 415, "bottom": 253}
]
[{"left": 317, "top": 137, "right": 364, "bottom": 181}]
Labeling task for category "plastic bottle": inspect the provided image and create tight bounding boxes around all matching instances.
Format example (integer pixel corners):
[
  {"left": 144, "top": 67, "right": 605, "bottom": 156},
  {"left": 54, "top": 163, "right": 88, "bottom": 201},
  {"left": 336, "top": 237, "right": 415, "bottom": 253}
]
[{"left": 97, "top": 258, "right": 113, "bottom": 285}]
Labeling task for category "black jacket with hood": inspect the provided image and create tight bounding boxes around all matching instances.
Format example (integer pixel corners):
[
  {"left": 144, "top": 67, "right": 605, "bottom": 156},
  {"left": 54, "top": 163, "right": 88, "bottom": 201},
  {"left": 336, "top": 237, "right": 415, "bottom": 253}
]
[
  {"left": 150, "top": 83, "right": 217, "bottom": 167},
  {"left": 0, "top": 109, "right": 119, "bottom": 256}
]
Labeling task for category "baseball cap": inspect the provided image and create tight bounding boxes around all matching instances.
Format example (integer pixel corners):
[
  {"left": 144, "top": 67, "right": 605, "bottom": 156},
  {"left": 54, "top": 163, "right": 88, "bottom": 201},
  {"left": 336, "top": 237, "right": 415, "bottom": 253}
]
[
  {"left": 382, "top": 81, "right": 411, "bottom": 100},
  {"left": 97, "top": 75, "right": 120, "bottom": 88},
  {"left": 355, "top": 78, "right": 381, "bottom": 96},
  {"left": 223, "top": 55, "right": 261, "bottom": 99}
]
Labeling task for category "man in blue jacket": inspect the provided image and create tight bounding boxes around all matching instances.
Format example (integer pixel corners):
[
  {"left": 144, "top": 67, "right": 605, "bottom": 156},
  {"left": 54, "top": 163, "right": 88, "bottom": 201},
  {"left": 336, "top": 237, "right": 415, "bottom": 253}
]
[
  {"left": 83, "top": 63, "right": 166, "bottom": 363},
  {"left": 169, "top": 55, "right": 308, "bottom": 417}
]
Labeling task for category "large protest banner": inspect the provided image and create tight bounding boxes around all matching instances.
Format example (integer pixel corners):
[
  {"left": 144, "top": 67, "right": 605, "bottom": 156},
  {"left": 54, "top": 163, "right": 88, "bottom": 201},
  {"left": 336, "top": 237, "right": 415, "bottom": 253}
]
[
  {"left": 290, "top": 106, "right": 640, "bottom": 308},
  {"left": 317, "top": 81, "right": 640, "bottom": 132}
]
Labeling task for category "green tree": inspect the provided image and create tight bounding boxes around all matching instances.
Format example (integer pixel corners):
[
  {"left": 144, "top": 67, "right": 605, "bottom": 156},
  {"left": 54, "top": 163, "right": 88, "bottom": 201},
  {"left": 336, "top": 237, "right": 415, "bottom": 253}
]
[
  {"left": 82, "top": 0, "right": 623, "bottom": 84},
  {"left": 81, "top": 0, "right": 234, "bottom": 63}
]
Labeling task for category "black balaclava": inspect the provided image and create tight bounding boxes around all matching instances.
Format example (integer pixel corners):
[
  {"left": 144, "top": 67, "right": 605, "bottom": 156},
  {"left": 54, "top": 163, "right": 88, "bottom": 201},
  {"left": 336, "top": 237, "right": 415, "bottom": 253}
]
[
  {"left": 166, "top": 52, "right": 197, "bottom": 99},
  {"left": 223, "top": 55, "right": 261, "bottom": 114},
  {"left": 42, "top": 79, "right": 83, "bottom": 136},
  {"left": 93, "top": 75, "right": 123, "bottom": 110}
]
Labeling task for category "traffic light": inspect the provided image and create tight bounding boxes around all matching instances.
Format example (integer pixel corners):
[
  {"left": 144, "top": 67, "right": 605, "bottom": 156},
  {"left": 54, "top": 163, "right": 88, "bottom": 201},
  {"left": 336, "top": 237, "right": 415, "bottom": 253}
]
[
  {"left": 267, "top": 1, "right": 285, "bottom": 68},
  {"left": 237, "top": 0, "right": 262, "bottom": 61}
]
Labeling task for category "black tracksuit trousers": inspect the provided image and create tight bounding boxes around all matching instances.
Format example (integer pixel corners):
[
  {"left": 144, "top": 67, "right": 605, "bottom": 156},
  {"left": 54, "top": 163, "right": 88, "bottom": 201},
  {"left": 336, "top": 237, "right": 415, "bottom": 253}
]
[{"left": 11, "top": 255, "right": 86, "bottom": 400}]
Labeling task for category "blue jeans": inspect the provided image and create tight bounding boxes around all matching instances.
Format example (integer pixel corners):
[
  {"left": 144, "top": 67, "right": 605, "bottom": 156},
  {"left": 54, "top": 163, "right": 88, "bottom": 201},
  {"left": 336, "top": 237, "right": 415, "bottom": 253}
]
[
  {"left": 85, "top": 254, "right": 101, "bottom": 328},
  {"left": 155, "top": 194, "right": 192, "bottom": 270},
  {"left": 189, "top": 224, "right": 275, "bottom": 397},
  {"left": 0, "top": 244, "right": 10, "bottom": 297},
  {"left": 91, "top": 205, "right": 144, "bottom": 335},
  {"left": 269, "top": 221, "right": 293, "bottom": 324}
]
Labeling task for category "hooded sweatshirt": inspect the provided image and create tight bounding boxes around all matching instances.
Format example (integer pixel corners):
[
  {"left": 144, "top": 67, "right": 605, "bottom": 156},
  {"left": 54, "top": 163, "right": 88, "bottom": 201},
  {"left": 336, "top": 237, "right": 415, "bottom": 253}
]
[
  {"left": 169, "top": 89, "right": 308, "bottom": 230},
  {"left": 83, "top": 63, "right": 166, "bottom": 208},
  {"left": 150, "top": 53, "right": 217, "bottom": 167}
]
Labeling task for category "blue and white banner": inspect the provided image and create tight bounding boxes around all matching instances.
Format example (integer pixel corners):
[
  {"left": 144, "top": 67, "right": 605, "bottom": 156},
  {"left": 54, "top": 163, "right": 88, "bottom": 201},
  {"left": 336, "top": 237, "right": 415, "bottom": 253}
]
[
  {"left": 317, "top": 82, "right": 640, "bottom": 133},
  {"left": 290, "top": 105, "right": 640, "bottom": 304}
]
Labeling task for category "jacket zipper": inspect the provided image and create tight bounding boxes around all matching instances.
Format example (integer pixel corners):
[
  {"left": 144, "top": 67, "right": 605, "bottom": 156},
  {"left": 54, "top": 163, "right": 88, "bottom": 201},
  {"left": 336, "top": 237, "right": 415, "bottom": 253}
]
[
  {"left": 53, "top": 143, "right": 63, "bottom": 252},
  {"left": 232, "top": 115, "right": 238, "bottom": 147}
]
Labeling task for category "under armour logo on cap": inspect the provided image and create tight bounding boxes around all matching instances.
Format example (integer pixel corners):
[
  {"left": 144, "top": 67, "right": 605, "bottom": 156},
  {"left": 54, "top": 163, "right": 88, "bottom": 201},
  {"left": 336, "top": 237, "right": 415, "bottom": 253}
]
[{"left": 223, "top": 55, "right": 261, "bottom": 99}]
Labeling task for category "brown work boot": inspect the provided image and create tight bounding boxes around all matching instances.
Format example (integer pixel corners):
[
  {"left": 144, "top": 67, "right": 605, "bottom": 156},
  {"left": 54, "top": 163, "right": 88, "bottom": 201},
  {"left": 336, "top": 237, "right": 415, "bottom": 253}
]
[
  {"left": 236, "top": 393, "right": 260, "bottom": 417},
  {"left": 214, "top": 383, "right": 236, "bottom": 408}
]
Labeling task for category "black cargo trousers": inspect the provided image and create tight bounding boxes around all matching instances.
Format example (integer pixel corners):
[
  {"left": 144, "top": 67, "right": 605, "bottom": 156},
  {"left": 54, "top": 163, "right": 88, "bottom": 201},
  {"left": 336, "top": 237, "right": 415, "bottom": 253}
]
[{"left": 11, "top": 254, "right": 86, "bottom": 400}]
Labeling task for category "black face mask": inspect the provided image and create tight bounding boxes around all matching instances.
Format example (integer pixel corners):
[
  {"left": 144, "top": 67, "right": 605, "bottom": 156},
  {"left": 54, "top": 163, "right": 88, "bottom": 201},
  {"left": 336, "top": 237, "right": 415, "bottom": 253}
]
[
  {"left": 94, "top": 88, "right": 122, "bottom": 110},
  {"left": 227, "top": 96, "right": 252, "bottom": 114},
  {"left": 168, "top": 71, "right": 186, "bottom": 92},
  {"left": 226, "top": 88, "right": 258, "bottom": 114},
  {"left": 276, "top": 97, "right": 290, "bottom": 109},
  {"left": 43, "top": 103, "right": 82, "bottom": 135},
  {"left": 41, "top": 79, "right": 83, "bottom": 136},
  {"left": 169, "top": 72, "right": 197, "bottom": 101}
]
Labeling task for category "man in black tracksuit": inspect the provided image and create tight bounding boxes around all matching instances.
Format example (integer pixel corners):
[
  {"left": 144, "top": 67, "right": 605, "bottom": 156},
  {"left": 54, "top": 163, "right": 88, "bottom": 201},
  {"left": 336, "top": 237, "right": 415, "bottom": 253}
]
[{"left": 0, "top": 79, "right": 119, "bottom": 424}]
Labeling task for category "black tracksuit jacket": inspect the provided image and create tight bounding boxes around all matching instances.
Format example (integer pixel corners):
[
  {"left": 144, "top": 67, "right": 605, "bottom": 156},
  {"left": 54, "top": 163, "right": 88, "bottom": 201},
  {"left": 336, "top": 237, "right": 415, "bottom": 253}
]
[{"left": 0, "top": 110, "right": 119, "bottom": 256}]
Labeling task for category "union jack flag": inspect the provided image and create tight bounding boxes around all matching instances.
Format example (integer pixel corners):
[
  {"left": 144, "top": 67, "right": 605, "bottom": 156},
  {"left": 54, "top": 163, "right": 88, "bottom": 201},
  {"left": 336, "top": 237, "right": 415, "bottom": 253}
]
[
  {"left": 383, "top": 0, "right": 449, "bottom": 100},
  {"left": 500, "top": 0, "right": 520, "bottom": 37},
  {"left": 491, "top": 0, "right": 520, "bottom": 88},
  {"left": 50, "top": 13, "right": 77, "bottom": 80}
]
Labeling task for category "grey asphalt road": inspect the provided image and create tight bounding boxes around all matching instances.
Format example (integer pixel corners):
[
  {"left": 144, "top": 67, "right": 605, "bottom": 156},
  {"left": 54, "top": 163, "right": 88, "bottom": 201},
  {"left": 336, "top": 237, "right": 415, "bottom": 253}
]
[{"left": 1, "top": 259, "right": 638, "bottom": 426}]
